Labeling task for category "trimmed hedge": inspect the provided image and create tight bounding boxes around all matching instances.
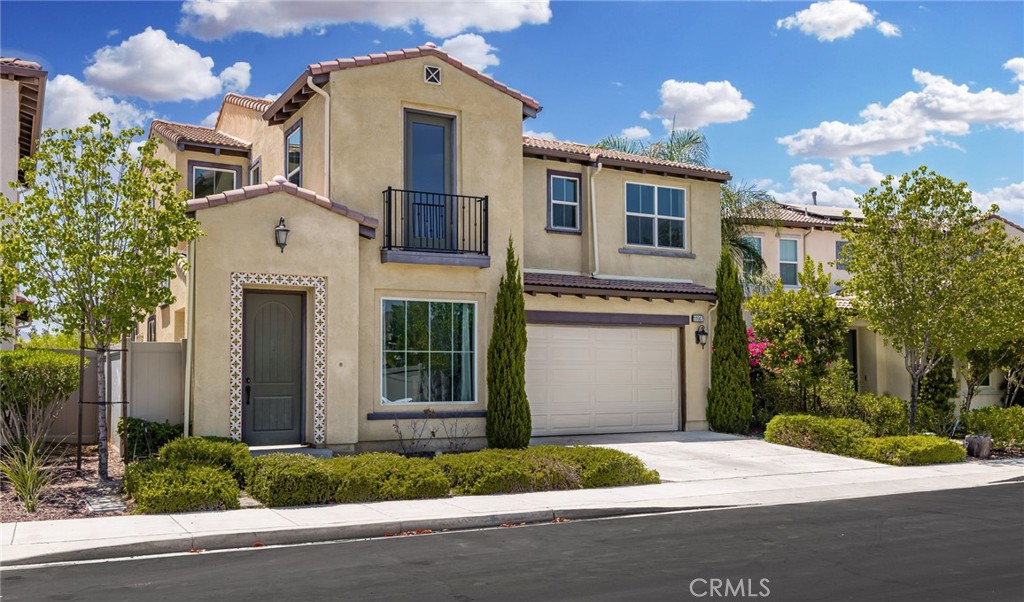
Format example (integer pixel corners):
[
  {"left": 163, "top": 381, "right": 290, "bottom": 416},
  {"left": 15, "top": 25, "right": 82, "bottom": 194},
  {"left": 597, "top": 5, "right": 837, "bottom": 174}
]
[
  {"left": 132, "top": 464, "right": 240, "bottom": 514},
  {"left": 435, "top": 448, "right": 581, "bottom": 495},
  {"left": 526, "top": 446, "right": 660, "bottom": 489},
  {"left": 854, "top": 393, "right": 909, "bottom": 436},
  {"left": 764, "top": 414, "right": 873, "bottom": 455},
  {"left": 855, "top": 435, "right": 966, "bottom": 466},
  {"left": 331, "top": 453, "right": 450, "bottom": 503},
  {"left": 963, "top": 406, "right": 1024, "bottom": 450},
  {"left": 158, "top": 437, "right": 252, "bottom": 487},
  {"left": 118, "top": 417, "right": 183, "bottom": 463},
  {"left": 247, "top": 454, "right": 335, "bottom": 507}
]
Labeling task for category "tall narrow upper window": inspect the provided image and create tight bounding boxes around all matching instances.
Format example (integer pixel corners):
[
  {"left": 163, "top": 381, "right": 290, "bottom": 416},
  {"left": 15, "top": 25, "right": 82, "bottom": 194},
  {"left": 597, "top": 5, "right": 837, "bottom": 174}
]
[
  {"left": 548, "top": 171, "right": 580, "bottom": 232},
  {"left": 780, "top": 238, "right": 799, "bottom": 286},
  {"left": 743, "top": 235, "right": 763, "bottom": 278},
  {"left": 405, "top": 111, "right": 455, "bottom": 249},
  {"left": 835, "top": 240, "right": 849, "bottom": 270},
  {"left": 192, "top": 165, "right": 237, "bottom": 198},
  {"left": 249, "top": 157, "right": 262, "bottom": 186},
  {"left": 285, "top": 122, "right": 302, "bottom": 186},
  {"left": 625, "top": 182, "right": 685, "bottom": 249}
]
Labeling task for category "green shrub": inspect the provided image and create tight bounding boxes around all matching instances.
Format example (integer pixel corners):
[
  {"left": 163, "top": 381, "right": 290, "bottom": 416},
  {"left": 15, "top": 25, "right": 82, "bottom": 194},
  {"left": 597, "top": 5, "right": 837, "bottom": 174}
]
[
  {"left": 117, "top": 417, "right": 183, "bottom": 463},
  {"left": 435, "top": 449, "right": 581, "bottom": 495},
  {"left": 854, "top": 393, "right": 909, "bottom": 436},
  {"left": 750, "top": 368, "right": 803, "bottom": 429},
  {"left": 247, "top": 454, "right": 334, "bottom": 507},
  {"left": 962, "top": 406, "right": 1024, "bottom": 450},
  {"left": 330, "top": 453, "right": 450, "bottom": 503},
  {"left": 816, "top": 359, "right": 858, "bottom": 417},
  {"left": 158, "top": 437, "right": 252, "bottom": 487},
  {"left": 0, "top": 349, "right": 81, "bottom": 449},
  {"left": 132, "top": 464, "right": 240, "bottom": 514},
  {"left": 0, "top": 441, "right": 56, "bottom": 512},
  {"left": 123, "top": 457, "right": 170, "bottom": 497},
  {"left": 764, "top": 414, "right": 873, "bottom": 455},
  {"left": 707, "top": 249, "right": 754, "bottom": 433},
  {"left": 856, "top": 435, "right": 965, "bottom": 466},
  {"left": 526, "top": 446, "right": 660, "bottom": 488}
]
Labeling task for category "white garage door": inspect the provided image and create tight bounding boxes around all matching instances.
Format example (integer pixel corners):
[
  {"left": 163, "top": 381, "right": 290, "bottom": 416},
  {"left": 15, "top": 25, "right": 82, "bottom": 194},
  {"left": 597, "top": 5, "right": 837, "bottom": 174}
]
[{"left": 526, "top": 325, "right": 680, "bottom": 436}]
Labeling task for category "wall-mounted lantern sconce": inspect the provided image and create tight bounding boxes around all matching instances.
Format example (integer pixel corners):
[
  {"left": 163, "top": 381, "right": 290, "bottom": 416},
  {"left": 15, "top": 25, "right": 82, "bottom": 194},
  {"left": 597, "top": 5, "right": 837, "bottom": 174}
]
[
  {"left": 274, "top": 217, "right": 290, "bottom": 252},
  {"left": 695, "top": 324, "right": 709, "bottom": 349}
]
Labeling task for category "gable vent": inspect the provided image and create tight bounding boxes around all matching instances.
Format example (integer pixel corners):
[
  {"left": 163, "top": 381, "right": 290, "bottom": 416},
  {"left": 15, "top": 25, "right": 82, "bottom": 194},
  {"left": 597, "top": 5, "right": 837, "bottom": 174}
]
[{"left": 424, "top": 65, "right": 442, "bottom": 85}]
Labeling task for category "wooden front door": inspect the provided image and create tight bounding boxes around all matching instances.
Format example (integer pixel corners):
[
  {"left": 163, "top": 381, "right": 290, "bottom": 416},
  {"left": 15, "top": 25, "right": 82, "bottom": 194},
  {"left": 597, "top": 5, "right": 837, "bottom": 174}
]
[{"left": 243, "top": 292, "right": 304, "bottom": 445}]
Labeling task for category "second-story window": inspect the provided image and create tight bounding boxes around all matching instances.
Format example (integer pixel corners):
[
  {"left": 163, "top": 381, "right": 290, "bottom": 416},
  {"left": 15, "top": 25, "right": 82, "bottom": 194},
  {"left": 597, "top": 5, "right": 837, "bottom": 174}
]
[
  {"left": 285, "top": 121, "right": 302, "bottom": 186},
  {"left": 191, "top": 164, "right": 237, "bottom": 198},
  {"left": 249, "top": 157, "right": 262, "bottom": 186},
  {"left": 548, "top": 171, "right": 580, "bottom": 232},
  {"left": 835, "top": 240, "right": 849, "bottom": 270},
  {"left": 625, "top": 182, "right": 685, "bottom": 249},
  {"left": 780, "top": 237, "right": 799, "bottom": 286},
  {"left": 743, "top": 235, "right": 763, "bottom": 278}
]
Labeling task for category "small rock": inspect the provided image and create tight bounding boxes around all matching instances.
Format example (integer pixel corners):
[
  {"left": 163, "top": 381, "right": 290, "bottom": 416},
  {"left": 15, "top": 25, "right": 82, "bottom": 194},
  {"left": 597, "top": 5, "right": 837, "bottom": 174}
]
[{"left": 965, "top": 435, "right": 993, "bottom": 459}]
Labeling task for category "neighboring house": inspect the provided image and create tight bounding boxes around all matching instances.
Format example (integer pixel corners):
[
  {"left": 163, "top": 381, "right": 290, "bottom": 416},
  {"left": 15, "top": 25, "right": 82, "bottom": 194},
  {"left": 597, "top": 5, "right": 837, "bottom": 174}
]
[
  {"left": 739, "top": 199, "right": 1020, "bottom": 409},
  {"left": 1, "top": 57, "right": 46, "bottom": 349},
  {"left": 146, "top": 44, "right": 729, "bottom": 450}
]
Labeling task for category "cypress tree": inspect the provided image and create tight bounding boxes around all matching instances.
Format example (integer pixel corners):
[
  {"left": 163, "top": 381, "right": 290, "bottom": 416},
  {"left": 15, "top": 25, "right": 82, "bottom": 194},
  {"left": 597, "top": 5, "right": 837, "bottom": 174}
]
[
  {"left": 707, "top": 249, "right": 754, "bottom": 433},
  {"left": 486, "top": 236, "right": 532, "bottom": 448}
]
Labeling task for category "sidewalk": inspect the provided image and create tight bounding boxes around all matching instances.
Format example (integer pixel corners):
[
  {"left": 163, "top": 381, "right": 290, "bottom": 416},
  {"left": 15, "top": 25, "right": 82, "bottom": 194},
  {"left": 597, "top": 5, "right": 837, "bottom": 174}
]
[{"left": 3, "top": 434, "right": 1022, "bottom": 567}]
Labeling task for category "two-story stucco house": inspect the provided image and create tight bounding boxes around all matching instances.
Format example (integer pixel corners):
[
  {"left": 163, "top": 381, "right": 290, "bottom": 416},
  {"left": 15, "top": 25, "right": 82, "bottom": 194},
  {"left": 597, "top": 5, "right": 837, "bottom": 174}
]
[
  {"left": 145, "top": 44, "right": 729, "bottom": 451},
  {"left": 740, "top": 199, "right": 1023, "bottom": 409},
  {"left": 1, "top": 57, "right": 46, "bottom": 349}
]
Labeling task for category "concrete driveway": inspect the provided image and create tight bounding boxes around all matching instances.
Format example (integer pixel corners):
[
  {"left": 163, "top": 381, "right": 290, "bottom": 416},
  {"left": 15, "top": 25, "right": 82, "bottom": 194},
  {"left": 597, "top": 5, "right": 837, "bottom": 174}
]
[{"left": 531, "top": 431, "right": 882, "bottom": 483}]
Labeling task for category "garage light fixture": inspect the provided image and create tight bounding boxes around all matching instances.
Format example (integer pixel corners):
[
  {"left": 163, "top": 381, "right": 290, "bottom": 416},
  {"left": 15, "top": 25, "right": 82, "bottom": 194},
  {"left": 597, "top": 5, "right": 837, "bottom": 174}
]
[
  {"left": 695, "top": 325, "right": 708, "bottom": 348},
  {"left": 274, "top": 217, "right": 290, "bottom": 252}
]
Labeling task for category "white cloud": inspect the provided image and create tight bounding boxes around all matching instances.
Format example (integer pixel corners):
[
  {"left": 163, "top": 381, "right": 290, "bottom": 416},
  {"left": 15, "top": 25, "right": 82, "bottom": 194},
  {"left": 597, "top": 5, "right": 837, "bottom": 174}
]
[
  {"left": 84, "top": 27, "right": 250, "bottom": 102},
  {"left": 179, "top": 0, "right": 551, "bottom": 41},
  {"left": 201, "top": 111, "right": 220, "bottom": 127},
  {"left": 778, "top": 65, "right": 1024, "bottom": 158},
  {"left": 106, "top": 29, "right": 120, "bottom": 38},
  {"left": 523, "top": 130, "right": 556, "bottom": 140},
  {"left": 43, "top": 74, "right": 154, "bottom": 132},
  {"left": 777, "top": 0, "right": 899, "bottom": 42},
  {"left": 640, "top": 80, "right": 753, "bottom": 129},
  {"left": 766, "top": 159, "right": 885, "bottom": 208},
  {"left": 973, "top": 182, "right": 1024, "bottom": 223},
  {"left": 1005, "top": 57, "right": 1024, "bottom": 82},
  {"left": 439, "top": 34, "right": 499, "bottom": 73},
  {"left": 621, "top": 126, "right": 651, "bottom": 140}
]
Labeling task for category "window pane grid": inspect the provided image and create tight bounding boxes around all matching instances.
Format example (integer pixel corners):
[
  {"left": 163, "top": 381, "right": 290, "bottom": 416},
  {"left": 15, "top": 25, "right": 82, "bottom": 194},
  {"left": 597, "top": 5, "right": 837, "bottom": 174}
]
[
  {"left": 382, "top": 300, "right": 474, "bottom": 403},
  {"left": 626, "top": 183, "right": 685, "bottom": 249},
  {"left": 549, "top": 175, "right": 579, "bottom": 230}
]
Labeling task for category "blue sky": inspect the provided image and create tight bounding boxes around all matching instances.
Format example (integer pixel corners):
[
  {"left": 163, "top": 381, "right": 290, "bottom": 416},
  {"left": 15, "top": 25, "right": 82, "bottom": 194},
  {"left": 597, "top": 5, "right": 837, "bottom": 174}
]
[{"left": 2, "top": 1, "right": 1022, "bottom": 221}]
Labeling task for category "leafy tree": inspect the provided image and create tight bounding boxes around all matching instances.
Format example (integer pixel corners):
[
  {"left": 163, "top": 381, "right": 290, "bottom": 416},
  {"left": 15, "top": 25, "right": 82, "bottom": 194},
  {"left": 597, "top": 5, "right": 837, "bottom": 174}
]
[
  {"left": 838, "top": 166, "right": 1024, "bottom": 430},
  {"left": 747, "top": 259, "right": 850, "bottom": 411},
  {"left": 1000, "top": 340, "right": 1024, "bottom": 408},
  {"left": 0, "top": 113, "right": 201, "bottom": 479},
  {"left": 956, "top": 345, "right": 1012, "bottom": 417},
  {"left": 707, "top": 249, "right": 754, "bottom": 433},
  {"left": 918, "top": 355, "right": 957, "bottom": 434},
  {"left": 485, "top": 237, "right": 531, "bottom": 448},
  {"left": 595, "top": 132, "right": 772, "bottom": 286}
]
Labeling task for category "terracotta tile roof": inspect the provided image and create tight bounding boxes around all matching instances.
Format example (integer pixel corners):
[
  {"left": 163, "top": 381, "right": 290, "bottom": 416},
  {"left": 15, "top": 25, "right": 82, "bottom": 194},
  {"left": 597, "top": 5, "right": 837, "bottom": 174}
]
[
  {"left": 831, "top": 294, "right": 854, "bottom": 310},
  {"left": 266, "top": 43, "right": 541, "bottom": 124},
  {"left": 1, "top": 57, "right": 47, "bottom": 163},
  {"left": 0, "top": 57, "right": 42, "bottom": 71},
  {"left": 522, "top": 136, "right": 732, "bottom": 182},
  {"left": 149, "top": 119, "right": 251, "bottom": 150},
  {"left": 222, "top": 93, "right": 274, "bottom": 113},
  {"left": 738, "top": 201, "right": 862, "bottom": 228},
  {"left": 524, "top": 272, "right": 716, "bottom": 300},
  {"left": 186, "top": 175, "right": 378, "bottom": 238}
]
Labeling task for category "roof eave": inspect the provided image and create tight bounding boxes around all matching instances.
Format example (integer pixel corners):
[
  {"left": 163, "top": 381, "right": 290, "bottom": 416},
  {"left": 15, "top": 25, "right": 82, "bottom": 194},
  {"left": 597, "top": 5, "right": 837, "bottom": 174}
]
[{"left": 523, "top": 146, "right": 731, "bottom": 183}]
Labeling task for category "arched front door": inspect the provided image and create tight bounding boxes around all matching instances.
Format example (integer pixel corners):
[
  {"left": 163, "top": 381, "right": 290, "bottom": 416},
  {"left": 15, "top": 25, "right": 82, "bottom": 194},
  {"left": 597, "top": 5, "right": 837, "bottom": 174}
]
[{"left": 242, "top": 291, "right": 304, "bottom": 445}]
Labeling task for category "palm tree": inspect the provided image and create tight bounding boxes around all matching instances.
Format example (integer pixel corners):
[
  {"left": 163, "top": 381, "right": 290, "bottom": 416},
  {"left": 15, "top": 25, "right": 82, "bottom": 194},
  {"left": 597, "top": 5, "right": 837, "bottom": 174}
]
[{"left": 594, "top": 129, "right": 770, "bottom": 285}]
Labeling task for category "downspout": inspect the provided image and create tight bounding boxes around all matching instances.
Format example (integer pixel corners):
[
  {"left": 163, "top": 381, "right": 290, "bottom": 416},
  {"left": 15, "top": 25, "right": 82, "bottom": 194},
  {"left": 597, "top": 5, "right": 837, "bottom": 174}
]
[
  {"left": 307, "top": 76, "right": 330, "bottom": 195},
  {"left": 182, "top": 238, "right": 196, "bottom": 437},
  {"left": 588, "top": 154, "right": 603, "bottom": 277}
]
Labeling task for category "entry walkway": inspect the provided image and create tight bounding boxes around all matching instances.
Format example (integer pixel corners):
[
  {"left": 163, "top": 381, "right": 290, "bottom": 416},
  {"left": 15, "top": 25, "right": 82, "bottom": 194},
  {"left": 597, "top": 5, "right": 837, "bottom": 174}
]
[{"left": 4, "top": 433, "right": 1022, "bottom": 567}]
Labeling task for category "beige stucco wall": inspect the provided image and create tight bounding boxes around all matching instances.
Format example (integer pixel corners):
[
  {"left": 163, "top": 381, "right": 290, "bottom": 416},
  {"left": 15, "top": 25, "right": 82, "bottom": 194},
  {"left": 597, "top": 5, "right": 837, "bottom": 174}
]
[
  {"left": 190, "top": 191, "right": 362, "bottom": 444},
  {"left": 523, "top": 157, "right": 721, "bottom": 285},
  {"left": 524, "top": 294, "right": 714, "bottom": 431},
  {"left": 745, "top": 224, "right": 850, "bottom": 285}
]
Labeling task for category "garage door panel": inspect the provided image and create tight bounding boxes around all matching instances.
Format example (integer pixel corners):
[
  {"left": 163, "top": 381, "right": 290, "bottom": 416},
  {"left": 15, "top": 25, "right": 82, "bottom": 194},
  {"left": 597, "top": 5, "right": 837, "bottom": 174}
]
[{"left": 527, "top": 324, "right": 679, "bottom": 436}]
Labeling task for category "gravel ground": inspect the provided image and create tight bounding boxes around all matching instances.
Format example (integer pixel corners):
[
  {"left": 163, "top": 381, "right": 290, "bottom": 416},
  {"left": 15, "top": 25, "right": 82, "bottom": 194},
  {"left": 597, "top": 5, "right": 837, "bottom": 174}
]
[{"left": 1, "top": 444, "right": 127, "bottom": 523}]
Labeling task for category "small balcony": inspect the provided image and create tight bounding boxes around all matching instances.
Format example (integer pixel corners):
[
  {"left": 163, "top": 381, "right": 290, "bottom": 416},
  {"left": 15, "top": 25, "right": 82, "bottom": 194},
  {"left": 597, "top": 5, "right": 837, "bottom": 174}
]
[{"left": 380, "top": 187, "right": 490, "bottom": 267}]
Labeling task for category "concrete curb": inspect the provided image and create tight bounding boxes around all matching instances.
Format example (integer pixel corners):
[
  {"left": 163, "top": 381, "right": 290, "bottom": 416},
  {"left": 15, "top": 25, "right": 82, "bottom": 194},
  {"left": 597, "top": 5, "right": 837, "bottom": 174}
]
[{"left": 3, "top": 506, "right": 720, "bottom": 567}]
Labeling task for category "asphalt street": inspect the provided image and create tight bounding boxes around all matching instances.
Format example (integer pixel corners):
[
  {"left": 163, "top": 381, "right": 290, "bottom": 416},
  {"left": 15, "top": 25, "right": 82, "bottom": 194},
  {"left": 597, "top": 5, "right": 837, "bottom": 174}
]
[{"left": 3, "top": 482, "right": 1022, "bottom": 602}]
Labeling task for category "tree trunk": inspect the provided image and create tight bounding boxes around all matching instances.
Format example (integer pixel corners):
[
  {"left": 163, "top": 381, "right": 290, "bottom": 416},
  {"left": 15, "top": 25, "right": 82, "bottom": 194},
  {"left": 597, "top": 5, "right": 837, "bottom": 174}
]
[
  {"left": 909, "top": 374, "right": 920, "bottom": 434},
  {"left": 96, "top": 347, "right": 108, "bottom": 481}
]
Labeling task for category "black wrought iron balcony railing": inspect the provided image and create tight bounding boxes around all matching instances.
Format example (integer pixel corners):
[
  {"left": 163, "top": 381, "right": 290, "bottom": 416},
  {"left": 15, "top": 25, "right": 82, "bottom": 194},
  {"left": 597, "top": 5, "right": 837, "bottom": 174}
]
[{"left": 382, "top": 187, "right": 488, "bottom": 256}]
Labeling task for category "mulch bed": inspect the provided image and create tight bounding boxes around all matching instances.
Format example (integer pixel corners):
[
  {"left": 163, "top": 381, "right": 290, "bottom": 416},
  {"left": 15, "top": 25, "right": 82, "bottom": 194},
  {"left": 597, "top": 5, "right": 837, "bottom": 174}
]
[{"left": 1, "top": 443, "right": 127, "bottom": 523}]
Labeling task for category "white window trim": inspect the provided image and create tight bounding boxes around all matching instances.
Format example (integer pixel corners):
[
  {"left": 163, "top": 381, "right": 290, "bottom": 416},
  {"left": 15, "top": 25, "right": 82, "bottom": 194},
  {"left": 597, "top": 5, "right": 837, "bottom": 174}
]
[
  {"left": 779, "top": 236, "right": 801, "bottom": 287},
  {"left": 424, "top": 65, "right": 442, "bottom": 85},
  {"left": 549, "top": 173, "right": 581, "bottom": 232},
  {"left": 380, "top": 297, "right": 479, "bottom": 405},
  {"left": 248, "top": 157, "right": 262, "bottom": 186},
  {"left": 623, "top": 181, "right": 687, "bottom": 251}
]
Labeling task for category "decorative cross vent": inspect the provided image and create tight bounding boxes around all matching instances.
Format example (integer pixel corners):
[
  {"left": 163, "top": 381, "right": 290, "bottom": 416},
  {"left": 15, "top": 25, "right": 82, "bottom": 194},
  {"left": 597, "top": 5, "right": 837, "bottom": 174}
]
[{"left": 424, "top": 65, "right": 442, "bottom": 84}]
